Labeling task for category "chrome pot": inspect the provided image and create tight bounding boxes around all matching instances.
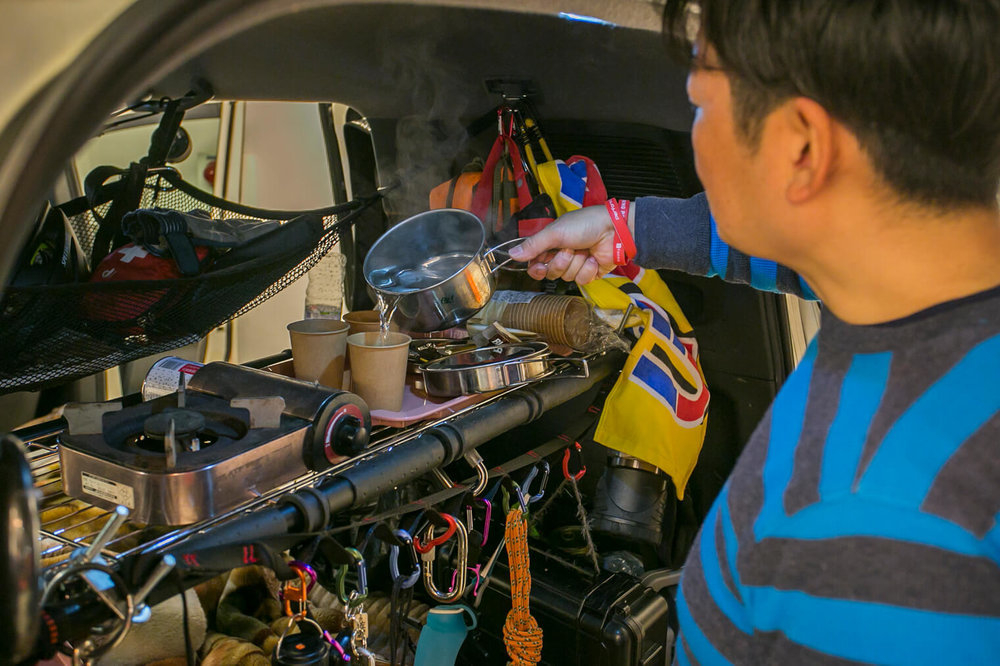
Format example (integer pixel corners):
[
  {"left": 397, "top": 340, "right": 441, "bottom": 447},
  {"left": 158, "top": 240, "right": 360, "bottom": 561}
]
[
  {"left": 419, "top": 342, "right": 589, "bottom": 397},
  {"left": 363, "top": 209, "right": 518, "bottom": 332}
]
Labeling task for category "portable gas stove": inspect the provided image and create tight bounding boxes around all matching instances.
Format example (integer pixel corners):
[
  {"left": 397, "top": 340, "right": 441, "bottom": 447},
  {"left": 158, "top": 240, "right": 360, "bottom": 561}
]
[{"left": 58, "top": 362, "right": 371, "bottom": 525}]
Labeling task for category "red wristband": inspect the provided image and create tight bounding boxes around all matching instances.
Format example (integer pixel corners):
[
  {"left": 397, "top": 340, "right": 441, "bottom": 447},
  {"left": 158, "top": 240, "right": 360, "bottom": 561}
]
[{"left": 606, "top": 198, "right": 637, "bottom": 266}]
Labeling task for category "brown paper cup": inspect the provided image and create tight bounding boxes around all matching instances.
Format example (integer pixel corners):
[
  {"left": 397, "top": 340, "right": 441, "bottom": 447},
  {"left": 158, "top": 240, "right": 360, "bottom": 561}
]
[
  {"left": 347, "top": 331, "right": 411, "bottom": 411},
  {"left": 287, "top": 319, "right": 350, "bottom": 389},
  {"left": 501, "top": 295, "right": 591, "bottom": 348},
  {"left": 343, "top": 309, "right": 399, "bottom": 336}
]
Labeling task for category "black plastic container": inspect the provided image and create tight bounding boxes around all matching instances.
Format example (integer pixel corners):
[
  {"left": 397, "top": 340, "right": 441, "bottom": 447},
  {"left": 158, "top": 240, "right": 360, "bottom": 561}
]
[
  {"left": 590, "top": 453, "right": 670, "bottom": 546},
  {"left": 467, "top": 549, "right": 676, "bottom": 666}
]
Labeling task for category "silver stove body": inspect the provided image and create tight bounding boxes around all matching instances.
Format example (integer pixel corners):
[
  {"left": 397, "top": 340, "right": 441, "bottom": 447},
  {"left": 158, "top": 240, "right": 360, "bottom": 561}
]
[
  {"left": 58, "top": 361, "right": 370, "bottom": 525},
  {"left": 59, "top": 425, "right": 312, "bottom": 526}
]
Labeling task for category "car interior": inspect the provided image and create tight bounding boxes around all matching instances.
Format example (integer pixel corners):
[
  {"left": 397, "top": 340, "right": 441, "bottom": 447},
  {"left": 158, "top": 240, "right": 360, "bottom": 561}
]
[{"left": 0, "top": 2, "right": 810, "bottom": 664}]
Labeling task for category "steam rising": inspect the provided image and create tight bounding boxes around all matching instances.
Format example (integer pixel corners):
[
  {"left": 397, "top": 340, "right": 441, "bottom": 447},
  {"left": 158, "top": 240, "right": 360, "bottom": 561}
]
[{"left": 382, "top": 42, "right": 477, "bottom": 219}]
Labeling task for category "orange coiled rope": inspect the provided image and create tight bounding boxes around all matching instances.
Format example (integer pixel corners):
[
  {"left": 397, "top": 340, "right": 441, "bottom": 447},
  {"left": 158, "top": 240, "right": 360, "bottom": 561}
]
[{"left": 503, "top": 507, "right": 543, "bottom": 665}]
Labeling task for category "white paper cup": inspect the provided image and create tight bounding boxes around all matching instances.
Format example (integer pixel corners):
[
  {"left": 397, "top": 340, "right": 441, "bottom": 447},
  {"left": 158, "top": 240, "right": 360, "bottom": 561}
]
[
  {"left": 287, "top": 318, "right": 350, "bottom": 389},
  {"left": 347, "top": 331, "right": 411, "bottom": 411}
]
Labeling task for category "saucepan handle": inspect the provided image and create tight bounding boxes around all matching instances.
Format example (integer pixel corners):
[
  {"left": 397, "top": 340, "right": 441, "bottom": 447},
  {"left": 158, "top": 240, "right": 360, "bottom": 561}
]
[
  {"left": 498, "top": 356, "right": 590, "bottom": 385},
  {"left": 485, "top": 238, "right": 530, "bottom": 273}
]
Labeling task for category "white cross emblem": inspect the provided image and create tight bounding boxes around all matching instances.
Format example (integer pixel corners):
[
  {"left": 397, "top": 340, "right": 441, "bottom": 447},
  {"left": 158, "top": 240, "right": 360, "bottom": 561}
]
[{"left": 117, "top": 245, "right": 149, "bottom": 263}]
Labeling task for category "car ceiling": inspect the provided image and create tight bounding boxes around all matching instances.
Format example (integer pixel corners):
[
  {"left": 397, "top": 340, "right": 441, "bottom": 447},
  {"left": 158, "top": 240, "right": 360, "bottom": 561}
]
[
  {"left": 0, "top": 0, "right": 693, "bottom": 288},
  {"left": 149, "top": 2, "right": 693, "bottom": 130}
]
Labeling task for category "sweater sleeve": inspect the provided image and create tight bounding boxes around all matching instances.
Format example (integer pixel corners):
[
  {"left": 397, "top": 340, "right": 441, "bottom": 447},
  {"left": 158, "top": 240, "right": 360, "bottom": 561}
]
[{"left": 633, "top": 193, "right": 818, "bottom": 301}]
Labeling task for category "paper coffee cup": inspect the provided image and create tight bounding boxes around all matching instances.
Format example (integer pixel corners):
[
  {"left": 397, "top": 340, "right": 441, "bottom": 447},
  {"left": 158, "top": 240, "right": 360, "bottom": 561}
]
[
  {"left": 287, "top": 318, "right": 350, "bottom": 389},
  {"left": 347, "top": 331, "right": 411, "bottom": 412},
  {"left": 344, "top": 309, "right": 399, "bottom": 336}
]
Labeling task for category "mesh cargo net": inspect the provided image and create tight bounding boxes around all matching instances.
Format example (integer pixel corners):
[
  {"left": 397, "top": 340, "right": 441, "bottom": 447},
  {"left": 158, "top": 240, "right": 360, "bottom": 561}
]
[{"left": 0, "top": 169, "right": 376, "bottom": 394}]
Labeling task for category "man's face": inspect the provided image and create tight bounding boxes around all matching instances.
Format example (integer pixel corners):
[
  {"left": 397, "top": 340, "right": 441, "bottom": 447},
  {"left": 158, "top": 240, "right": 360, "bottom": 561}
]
[{"left": 686, "top": 51, "right": 778, "bottom": 259}]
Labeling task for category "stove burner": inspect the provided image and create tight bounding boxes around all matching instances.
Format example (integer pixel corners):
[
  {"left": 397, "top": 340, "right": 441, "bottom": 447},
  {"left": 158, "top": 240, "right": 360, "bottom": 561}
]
[
  {"left": 144, "top": 409, "right": 206, "bottom": 440},
  {"left": 132, "top": 408, "right": 214, "bottom": 454}
]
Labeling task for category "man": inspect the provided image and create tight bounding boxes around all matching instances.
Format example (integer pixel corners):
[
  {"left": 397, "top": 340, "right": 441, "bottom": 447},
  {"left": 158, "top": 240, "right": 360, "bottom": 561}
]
[{"left": 509, "top": 1, "right": 1000, "bottom": 663}]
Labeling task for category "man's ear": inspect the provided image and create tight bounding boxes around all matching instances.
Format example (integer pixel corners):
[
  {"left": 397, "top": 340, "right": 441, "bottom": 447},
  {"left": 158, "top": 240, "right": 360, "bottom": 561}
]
[{"left": 778, "top": 97, "right": 837, "bottom": 204}]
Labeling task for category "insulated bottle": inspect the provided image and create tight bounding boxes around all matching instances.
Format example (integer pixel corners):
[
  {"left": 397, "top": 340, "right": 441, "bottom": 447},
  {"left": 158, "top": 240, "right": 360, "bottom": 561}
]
[{"left": 413, "top": 604, "right": 477, "bottom": 666}]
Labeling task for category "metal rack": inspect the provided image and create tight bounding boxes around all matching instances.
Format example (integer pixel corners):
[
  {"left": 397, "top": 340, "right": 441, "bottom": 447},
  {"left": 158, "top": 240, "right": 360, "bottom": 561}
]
[{"left": 28, "top": 383, "right": 528, "bottom": 567}]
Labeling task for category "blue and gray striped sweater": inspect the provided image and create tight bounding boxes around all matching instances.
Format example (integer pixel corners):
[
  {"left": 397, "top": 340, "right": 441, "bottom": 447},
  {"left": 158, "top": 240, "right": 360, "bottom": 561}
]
[{"left": 635, "top": 194, "right": 1000, "bottom": 664}]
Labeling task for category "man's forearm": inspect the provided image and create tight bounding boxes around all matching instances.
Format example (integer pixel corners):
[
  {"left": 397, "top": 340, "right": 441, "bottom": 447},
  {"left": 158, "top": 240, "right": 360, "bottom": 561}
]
[{"left": 631, "top": 193, "right": 817, "bottom": 300}]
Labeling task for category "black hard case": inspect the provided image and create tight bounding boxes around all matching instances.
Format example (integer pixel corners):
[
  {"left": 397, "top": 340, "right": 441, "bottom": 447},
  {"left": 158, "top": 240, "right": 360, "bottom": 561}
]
[{"left": 465, "top": 549, "right": 678, "bottom": 666}]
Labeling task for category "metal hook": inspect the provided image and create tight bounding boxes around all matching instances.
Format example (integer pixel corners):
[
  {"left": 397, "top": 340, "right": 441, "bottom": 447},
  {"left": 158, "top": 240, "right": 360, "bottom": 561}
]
[
  {"left": 388, "top": 528, "right": 421, "bottom": 589},
  {"left": 419, "top": 518, "right": 469, "bottom": 603},
  {"left": 335, "top": 547, "right": 368, "bottom": 607},
  {"left": 562, "top": 442, "right": 587, "bottom": 481},
  {"left": 413, "top": 513, "right": 457, "bottom": 553},
  {"left": 469, "top": 498, "right": 492, "bottom": 546},
  {"left": 464, "top": 449, "right": 490, "bottom": 497},
  {"left": 521, "top": 461, "right": 550, "bottom": 505},
  {"left": 501, "top": 479, "right": 528, "bottom": 515},
  {"left": 282, "top": 564, "right": 312, "bottom": 617}
]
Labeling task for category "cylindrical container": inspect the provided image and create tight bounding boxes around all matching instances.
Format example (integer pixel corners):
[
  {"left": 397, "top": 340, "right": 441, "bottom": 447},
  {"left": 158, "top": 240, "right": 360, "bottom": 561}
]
[
  {"left": 141, "top": 356, "right": 205, "bottom": 401},
  {"left": 186, "top": 362, "right": 371, "bottom": 468},
  {"left": 413, "top": 604, "right": 477, "bottom": 666},
  {"left": 475, "top": 291, "right": 592, "bottom": 349},
  {"left": 346, "top": 331, "right": 411, "bottom": 411},
  {"left": 288, "top": 318, "right": 350, "bottom": 389},
  {"left": 590, "top": 451, "right": 669, "bottom": 546},
  {"left": 273, "top": 632, "right": 330, "bottom": 665},
  {"left": 343, "top": 309, "right": 399, "bottom": 336},
  {"left": 304, "top": 247, "right": 346, "bottom": 320}
]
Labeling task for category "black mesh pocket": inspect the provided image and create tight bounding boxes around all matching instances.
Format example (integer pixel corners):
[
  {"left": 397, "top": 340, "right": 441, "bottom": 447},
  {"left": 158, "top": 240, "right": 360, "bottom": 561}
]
[{"left": 0, "top": 169, "right": 376, "bottom": 394}]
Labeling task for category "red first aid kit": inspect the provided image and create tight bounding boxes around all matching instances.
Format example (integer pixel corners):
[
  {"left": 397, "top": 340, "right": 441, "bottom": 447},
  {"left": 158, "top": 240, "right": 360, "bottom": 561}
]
[{"left": 85, "top": 243, "right": 211, "bottom": 322}]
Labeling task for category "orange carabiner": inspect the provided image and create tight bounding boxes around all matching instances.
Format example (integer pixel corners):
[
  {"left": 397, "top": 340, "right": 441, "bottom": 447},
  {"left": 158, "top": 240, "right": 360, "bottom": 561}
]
[{"left": 282, "top": 565, "right": 311, "bottom": 617}]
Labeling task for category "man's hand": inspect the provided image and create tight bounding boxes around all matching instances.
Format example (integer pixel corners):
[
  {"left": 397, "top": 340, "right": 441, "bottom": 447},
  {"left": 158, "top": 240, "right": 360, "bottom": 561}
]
[{"left": 507, "top": 205, "right": 618, "bottom": 284}]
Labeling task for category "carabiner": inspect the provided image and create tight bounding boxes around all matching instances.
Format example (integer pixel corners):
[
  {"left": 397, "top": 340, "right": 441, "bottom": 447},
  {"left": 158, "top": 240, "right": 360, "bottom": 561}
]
[
  {"left": 419, "top": 517, "right": 469, "bottom": 603},
  {"left": 467, "top": 498, "right": 492, "bottom": 547},
  {"left": 388, "top": 528, "right": 421, "bottom": 589},
  {"left": 521, "top": 461, "right": 550, "bottom": 505},
  {"left": 464, "top": 449, "right": 490, "bottom": 497},
  {"left": 451, "top": 564, "right": 483, "bottom": 597},
  {"left": 282, "top": 563, "right": 312, "bottom": 617},
  {"left": 413, "top": 513, "right": 457, "bottom": 554},
  {"left": 562, "top": 442, "right": 586, "bottom": 481},
  {"left": 501, "top": 478, "right": 528, "bottom": 515},
  {"left": 335, "top": 547, "right": 368, "bottom": 607}
]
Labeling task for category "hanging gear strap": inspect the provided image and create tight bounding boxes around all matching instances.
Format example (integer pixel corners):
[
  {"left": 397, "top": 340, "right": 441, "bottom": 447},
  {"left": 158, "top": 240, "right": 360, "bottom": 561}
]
[{"left": 88, "top": 97, "right": 189, "bottom": 266}]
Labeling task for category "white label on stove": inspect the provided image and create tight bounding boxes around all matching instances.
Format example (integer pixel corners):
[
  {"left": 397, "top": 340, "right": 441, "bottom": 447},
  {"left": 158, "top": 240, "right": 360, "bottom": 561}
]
[
  {"left": 492, "top": 290, "right": 541, "bottom": 304},
  {"left": 81, "top": 472, "right": 135, "bottom": 509}
]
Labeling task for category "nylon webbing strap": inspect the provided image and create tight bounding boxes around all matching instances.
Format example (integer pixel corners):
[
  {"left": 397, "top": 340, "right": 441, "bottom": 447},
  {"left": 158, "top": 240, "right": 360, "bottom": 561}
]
[{"left": 322, "top": 435, "right": 573, "bottom": 538}]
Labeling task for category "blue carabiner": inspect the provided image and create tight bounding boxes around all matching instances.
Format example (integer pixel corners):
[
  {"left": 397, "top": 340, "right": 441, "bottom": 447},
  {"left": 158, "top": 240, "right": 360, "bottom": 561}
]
[
  {"left": 388, "top": 528, "right": 420, "bottom": 589},
  {"left": 521, "top": 461, "right": 550, "bottom": 505}
]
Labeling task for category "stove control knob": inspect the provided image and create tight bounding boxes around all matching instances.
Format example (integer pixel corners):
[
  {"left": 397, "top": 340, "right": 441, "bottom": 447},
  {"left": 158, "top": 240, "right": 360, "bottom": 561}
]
[
  {"left": 331, "top": 415, "right": 368, "bottom": 458},
  {"left": 311, "top": 401, "right": 370, "bottom": 470}
]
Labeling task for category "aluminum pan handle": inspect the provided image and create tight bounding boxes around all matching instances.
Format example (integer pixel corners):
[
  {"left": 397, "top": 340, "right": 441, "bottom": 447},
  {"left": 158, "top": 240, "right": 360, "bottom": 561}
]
[
  {"left": 498, "top": 356, "right": 590, "bottom": 385},
  {"left": 485, "top": 237, "right": 530, "bottom": 273}
]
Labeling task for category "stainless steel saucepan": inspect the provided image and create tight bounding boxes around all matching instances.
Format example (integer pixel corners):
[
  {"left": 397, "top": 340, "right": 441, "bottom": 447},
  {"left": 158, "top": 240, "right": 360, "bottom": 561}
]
[
  {"left": 418, "top": 342, "right": 589, "bottom": 397},
  {"left": 362, "top": 209, "right": 521, "bottom": 332}
]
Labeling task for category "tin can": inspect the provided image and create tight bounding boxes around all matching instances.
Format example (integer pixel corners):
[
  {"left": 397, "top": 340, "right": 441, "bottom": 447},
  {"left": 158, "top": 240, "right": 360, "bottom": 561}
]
[{"left": 141, "top": 356, "right": 205, "bottom": 401}]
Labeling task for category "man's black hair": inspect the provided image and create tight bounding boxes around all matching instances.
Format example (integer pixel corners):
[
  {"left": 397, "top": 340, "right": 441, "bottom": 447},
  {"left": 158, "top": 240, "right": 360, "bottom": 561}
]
[{"left": 663, "top": 0, "right": 1000, "bottom": 208}]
